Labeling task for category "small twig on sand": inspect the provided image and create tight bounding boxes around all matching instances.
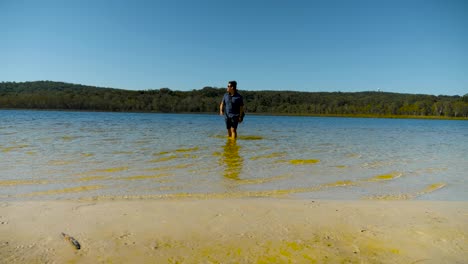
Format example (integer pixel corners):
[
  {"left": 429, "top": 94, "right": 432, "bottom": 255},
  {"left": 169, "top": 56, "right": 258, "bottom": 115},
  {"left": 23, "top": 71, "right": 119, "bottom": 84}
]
[{"left": 61, "top": 232, "right": 81, "bottom": 250}]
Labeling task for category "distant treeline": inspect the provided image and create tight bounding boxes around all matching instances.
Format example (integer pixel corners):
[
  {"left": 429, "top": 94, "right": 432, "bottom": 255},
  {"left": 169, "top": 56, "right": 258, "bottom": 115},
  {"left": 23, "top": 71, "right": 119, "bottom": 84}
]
[{"left": 1, "top": 81, "right": 467, "bottom": 118}]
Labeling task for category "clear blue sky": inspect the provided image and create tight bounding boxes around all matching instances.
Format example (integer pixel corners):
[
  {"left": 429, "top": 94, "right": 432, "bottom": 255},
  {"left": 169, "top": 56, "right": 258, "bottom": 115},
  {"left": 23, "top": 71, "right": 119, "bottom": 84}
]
[{"left": 1, "top": 0, "right": 467, "bottom": 95}]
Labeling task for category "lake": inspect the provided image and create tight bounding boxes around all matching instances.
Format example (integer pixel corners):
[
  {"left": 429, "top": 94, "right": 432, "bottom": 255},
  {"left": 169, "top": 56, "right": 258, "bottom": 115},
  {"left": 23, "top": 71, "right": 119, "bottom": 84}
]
[{"left": 1, "top": 110, "right": 467, "bottom": 201}]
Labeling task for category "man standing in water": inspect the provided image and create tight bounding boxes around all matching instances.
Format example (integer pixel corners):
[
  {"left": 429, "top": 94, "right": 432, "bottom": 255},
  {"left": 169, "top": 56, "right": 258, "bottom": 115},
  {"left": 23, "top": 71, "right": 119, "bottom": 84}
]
[{"left": 219, "top": 80, "right": 244, "bottom": 139}]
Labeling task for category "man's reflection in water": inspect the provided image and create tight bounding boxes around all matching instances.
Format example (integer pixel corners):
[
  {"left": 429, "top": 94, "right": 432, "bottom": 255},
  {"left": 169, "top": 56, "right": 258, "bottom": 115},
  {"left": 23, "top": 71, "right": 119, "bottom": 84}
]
[{"left": 222, "top": 139, "right": 243, "bottom": 180}]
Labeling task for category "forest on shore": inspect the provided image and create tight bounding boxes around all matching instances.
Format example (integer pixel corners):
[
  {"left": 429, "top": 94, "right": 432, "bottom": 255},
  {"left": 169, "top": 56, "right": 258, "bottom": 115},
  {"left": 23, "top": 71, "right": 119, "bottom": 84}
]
[{"left": 1, "top": 81, "right": 467, "bottom": 118}]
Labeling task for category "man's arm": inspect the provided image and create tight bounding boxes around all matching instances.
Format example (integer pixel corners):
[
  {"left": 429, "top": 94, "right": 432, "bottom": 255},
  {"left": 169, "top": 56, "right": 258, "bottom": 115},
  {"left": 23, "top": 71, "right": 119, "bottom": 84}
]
[
  {"left": 219, "top": 100, "right": 224, "bottom": 115},
  {"left": 239, "top": 105, "right": 244, "bottom": 123}
]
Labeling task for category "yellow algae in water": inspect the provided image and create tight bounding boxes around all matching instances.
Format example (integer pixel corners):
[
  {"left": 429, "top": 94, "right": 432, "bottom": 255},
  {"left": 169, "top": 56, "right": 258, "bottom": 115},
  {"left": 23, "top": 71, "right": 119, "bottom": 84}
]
[
  {"left": 213, "top": 134, "right": 263, "bottom": 140},
  {"left": 134, "top": 139, "right": 153, "bottom": 145},
  {"left": 154, "top": 151, "right": 170, "bottom": 156},
  {"left": 175, "top": 147, "right": 199, "bottom": 153},
  {"left": 149, "top": 156, "right": 178, "bottom": 163},
  {"left": 323, "top": 180, "right": 355, "bottom": 187},
  {"left": 250, "top": 152, "right": 286, "bottom": 160},
  {"left": 145, "top": 163, "right": 193, "bottom": 171},
  {"left": 61, "top": 136, "right": 77, "bottom": 141},
  {"left": 363, "top": 160, "right": 395, "bottom": 169},
  {"left": 128, "top": 181, "right": 359, "bottom": 200},
  {"left": 238, "top": 135, "right": 263, "bottom": 140},
  {"left": 221, "top": 139, "right": 243, "bottom": 180},
  {"left": 93, "top": 167, "right": 129, "bottom": 173},
  {"left": 364, "top": 182, "right": 446, "bottom": 200},
  {"left": 346, "top": 153, "right": 361, "bottom": 158},
  {"left": 23, "top": 185, "right": 103, "bottom": 196},
  {"left": 2, "top": 144, "right": 29, "bottom": 152},
  {"left": 112, "top": 151, "right": 134, "bottom": 155},
  {"left": 0, "top": 179, "right": 48, "bottom": 186},
  {"left": 81, "top": 153, "right": 94, "bottom": 157},
  {"left": 76, "top": 176, "right": 109, "bottom": 182},
  {"left": 290, "top": 159, "right": 320, "bottom": 165},
  {"left": 273, "top": 159, "right": 290, "bottom": 164},
  {"left": 366, "top": 172, "right": 402, "bottom": 182},
  {"left": 335, "top": 165, "right": 347, "bottom": 169},
  {"left": 120, "top": 173, "right": 172, "bottom": 180},
  {"left": 182, "top": 154, "right": 199, "bottom": 159},
  {"left": 157, "top": 185, "right": 179, "bottom": 191},
  {"left": 418, "top": 182, "right": 446, "bottom": 195},
  {"left": 47, "top": 160, "right": 75, "bottom": 166}
]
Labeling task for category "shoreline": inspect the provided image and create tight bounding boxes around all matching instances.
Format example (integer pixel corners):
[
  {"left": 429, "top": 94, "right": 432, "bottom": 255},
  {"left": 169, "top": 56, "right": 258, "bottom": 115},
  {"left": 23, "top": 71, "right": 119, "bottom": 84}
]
[
  {"left": 2, "top": 108, "right": 467, "bottom": 120},
  {"left": 1, "top": 199, "right": 467, "bottom": 263}
]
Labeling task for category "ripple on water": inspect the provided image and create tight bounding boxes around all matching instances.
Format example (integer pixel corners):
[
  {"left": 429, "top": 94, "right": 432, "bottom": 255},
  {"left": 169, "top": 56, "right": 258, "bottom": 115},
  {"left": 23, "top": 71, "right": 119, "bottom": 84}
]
[
  {"left": 90, "top": 167, "right": 129, "bottom": 173},
  {"left": 112, "top": 151, "right": 135, "bottom": 155},
  {"left": 174, "top": 147, "right": 199, "bottom": 153},
  {"left": 346, "top": 153, "right": 362, "bottom": 158},
  {"left": 47, "top": 160, "right": 77, "bottom": 166},
  {"left": 119, "top": 173, "right": 173, "bottom": 181},
  {"left": 2, "top": 144, "right": 30, "bottom": 153},
  {"left": 227, "top": 173, "right": 293, "bottom": 186},
  {"left": 61, "top": 136, "right": 80, "bottom": 141},
  {"left": 0, "top": 179, "right": 49, "bottom": 186},
  {"left": 21, "top": 185, "right": 103, "bottom": 197},
  {"left": 149, "top": 156, "right": 178, "bottom": 163},
  {"left": 84, "top": 178, "right": 362, "bottom": 200},
  {"left": 3, "top": 112, "right": 464, "bottom": 201},
  {"left": 362, "top": 160, "right": 396, "bottom": 169},
  {"left": 145, "top": 164, "right": 194, "bottom": 171},
  {"left": 152, "top": 147, "right": 201, "bottom": 158},
  {"left": 75, "top": 176, "right": 110, "bottom": 182},
  {"left": 250, "top": 152, "right": 286, "bottom": 160},
  {"left": 364, "top": 182, "right": 447, "bottom": 200}
]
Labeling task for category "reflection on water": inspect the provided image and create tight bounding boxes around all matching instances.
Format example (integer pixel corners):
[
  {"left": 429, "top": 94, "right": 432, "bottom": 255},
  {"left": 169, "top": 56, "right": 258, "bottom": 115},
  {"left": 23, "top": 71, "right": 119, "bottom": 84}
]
[
  {"left": 221, "top": 139, "right": 243, "bottom": 180},
  {"left": 1, "top": 110, "right": 467, "bottom": 201}
]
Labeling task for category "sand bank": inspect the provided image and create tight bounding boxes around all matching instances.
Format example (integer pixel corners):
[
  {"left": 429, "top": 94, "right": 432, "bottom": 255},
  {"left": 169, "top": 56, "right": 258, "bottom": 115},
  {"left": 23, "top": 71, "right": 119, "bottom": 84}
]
[{"left": 1, "top": 199, "right": 467, "bottom": 263}]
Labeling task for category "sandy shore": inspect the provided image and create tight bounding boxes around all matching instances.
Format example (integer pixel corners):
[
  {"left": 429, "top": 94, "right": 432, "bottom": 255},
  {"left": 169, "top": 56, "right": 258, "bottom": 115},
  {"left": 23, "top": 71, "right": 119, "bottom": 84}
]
[{"left": 0, "top": 199, "right": 467, "bottom": 263}]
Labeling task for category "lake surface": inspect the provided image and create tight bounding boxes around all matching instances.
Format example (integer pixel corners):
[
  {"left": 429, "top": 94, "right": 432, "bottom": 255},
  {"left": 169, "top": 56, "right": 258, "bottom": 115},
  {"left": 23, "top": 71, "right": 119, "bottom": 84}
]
[{"left": 1, "top": 110, "right": 467, "bottom": 201}]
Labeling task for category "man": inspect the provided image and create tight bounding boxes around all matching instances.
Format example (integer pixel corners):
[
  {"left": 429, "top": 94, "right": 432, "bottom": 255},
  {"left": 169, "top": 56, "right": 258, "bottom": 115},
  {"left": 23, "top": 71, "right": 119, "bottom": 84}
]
[{"left": 219, "top": 80, "right": 244, "bottom": 139}]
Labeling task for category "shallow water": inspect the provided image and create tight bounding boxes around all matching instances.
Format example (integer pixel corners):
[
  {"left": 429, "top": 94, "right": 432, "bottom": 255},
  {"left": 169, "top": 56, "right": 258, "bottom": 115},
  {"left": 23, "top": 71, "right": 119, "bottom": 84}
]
[{"left": 1, "top": 110, "right": 467, "bottom": 201}]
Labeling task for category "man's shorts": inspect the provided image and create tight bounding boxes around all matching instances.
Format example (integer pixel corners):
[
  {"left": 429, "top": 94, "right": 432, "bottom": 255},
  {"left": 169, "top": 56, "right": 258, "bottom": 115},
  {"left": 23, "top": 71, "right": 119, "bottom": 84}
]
[{"left": 225, "top": 116, "right": 240, "bottom": 129}]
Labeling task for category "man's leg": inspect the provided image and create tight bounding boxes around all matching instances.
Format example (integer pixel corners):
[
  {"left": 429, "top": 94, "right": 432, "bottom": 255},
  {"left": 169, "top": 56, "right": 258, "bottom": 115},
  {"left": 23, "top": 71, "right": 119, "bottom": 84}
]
[
  {"left": 224, "top": 116, "right": 232, "bottom": 137},
  {"left": 230, "top": 127, "right": 237, "bottom": 139},
  {"left": 230, "top": 117, "right": 239, "bottom": 139},
  {"left": 226, "top": 118, "right": 232, "bottom": 137}
]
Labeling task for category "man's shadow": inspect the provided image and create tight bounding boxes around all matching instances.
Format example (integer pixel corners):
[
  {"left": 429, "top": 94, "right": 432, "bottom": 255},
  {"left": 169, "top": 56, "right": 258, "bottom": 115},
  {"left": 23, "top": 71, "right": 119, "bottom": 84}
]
[{"left": 221, "top": 139, "right": 243, "bottom": 180}]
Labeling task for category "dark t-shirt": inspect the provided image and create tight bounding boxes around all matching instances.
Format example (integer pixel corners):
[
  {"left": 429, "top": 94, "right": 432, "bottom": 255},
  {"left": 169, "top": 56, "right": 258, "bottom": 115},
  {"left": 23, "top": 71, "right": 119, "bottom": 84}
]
[{"left": 223, "top": 92, "right": 244, "bottom": 118}]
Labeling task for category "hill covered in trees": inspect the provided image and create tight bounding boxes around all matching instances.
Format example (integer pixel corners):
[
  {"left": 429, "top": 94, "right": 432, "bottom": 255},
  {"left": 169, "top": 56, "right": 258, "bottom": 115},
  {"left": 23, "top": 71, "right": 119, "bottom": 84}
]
[{"left": 1, "top": 81, "right": 467, "bottom": 118}]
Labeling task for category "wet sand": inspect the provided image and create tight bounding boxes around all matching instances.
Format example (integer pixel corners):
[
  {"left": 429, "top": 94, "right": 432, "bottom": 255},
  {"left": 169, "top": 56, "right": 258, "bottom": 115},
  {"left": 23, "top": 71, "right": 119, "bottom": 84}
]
[{"left": 1, "top": 199, "right": 467, "bottom": 263}]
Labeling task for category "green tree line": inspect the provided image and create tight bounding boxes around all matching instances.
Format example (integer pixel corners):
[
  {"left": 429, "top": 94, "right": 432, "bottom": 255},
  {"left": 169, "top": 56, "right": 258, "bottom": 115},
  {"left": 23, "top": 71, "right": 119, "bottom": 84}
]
[{"left": 1, "top": 81, "right": 467, "bottom": 118}]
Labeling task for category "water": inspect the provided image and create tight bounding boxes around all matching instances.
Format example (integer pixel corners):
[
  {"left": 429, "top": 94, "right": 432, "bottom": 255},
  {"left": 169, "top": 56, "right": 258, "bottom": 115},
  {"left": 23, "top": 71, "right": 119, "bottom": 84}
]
[{"left": 1, "top": 110, "right": 467, "bottom": 201}]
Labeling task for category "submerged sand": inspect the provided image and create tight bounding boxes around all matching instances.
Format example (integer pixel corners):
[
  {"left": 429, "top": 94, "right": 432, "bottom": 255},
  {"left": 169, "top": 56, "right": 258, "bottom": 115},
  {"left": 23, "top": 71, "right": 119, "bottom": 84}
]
[{"left": 0, "top": 199, "right": 467, "bottom": 263}]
